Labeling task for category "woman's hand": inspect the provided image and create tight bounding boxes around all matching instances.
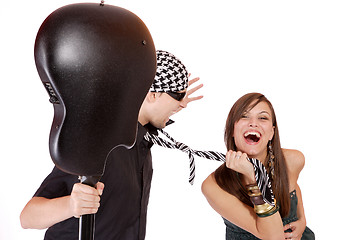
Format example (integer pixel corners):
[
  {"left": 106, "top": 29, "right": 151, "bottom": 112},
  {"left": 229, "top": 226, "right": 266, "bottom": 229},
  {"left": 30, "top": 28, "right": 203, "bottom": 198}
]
[
  {"left": 283, "top": 219, "right": 306, "bottom": 240},
  {"left": 225, "top": 150, "right": 255, "bottom": 184}
]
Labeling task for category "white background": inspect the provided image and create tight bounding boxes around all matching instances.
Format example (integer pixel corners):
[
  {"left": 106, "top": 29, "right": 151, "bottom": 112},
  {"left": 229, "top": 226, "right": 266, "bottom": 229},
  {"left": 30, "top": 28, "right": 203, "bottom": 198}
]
[{"left": 1, "top": 0, "right": 359, "bottom": 239}]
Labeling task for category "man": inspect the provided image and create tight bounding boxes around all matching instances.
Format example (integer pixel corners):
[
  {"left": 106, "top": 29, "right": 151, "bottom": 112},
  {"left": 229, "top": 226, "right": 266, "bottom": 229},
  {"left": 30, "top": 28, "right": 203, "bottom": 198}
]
[{"left": 20, "top": 50, "right": 203, "bottom": 239}]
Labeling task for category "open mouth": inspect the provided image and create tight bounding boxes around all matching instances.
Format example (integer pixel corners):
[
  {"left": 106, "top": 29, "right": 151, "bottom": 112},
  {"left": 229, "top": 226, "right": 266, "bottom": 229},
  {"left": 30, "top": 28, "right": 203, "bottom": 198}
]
[{"left": 244, "top": 131, "right": 261, "bottom": 144}]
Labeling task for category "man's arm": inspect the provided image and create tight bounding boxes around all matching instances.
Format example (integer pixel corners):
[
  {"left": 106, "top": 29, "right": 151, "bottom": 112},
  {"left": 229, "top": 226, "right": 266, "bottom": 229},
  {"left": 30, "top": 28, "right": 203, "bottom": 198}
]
[{"left": 20, "top": 182, "right": 104, "bottom": 229}]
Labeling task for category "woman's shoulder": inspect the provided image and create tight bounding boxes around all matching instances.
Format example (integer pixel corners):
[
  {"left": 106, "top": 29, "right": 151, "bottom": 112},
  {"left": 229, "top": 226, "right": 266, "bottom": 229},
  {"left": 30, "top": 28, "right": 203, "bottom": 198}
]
[
  {"left": 282, "top": 148, "right": 305, "bottom": 176},
  {"left": 202, "top": 172, "right": 230, "bottom": 201},
  {"left": 202, "top": 172, "right": 216, "bottom": 194}
]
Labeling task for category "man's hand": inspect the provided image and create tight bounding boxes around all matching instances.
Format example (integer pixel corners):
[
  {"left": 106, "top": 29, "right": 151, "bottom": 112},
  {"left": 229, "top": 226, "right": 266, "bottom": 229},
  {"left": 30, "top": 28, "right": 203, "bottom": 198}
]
[
  {"left": 178, "top": 74, "right": 203, "bottom": 110},
  {"left": 69, "top": 182, "right": 104, "bottom": 218}
]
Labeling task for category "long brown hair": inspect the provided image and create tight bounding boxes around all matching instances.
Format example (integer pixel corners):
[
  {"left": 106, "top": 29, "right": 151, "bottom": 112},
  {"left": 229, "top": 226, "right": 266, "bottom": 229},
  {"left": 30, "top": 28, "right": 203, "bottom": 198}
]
[{"left": 214, "top": 93, "right": 290, "bottom": 217}]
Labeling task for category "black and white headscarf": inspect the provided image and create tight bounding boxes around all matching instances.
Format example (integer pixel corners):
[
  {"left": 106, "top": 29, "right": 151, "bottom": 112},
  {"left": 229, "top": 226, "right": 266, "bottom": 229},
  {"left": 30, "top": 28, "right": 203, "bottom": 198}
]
[{"left": 150, "top": 50, "right": 189, "bottom": 93}]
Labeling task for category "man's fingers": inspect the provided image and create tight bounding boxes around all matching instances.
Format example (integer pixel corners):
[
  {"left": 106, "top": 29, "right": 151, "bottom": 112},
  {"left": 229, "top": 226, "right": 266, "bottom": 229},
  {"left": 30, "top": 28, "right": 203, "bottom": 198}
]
[
  {"left": 96, "top": 182, "right": 105, "bottom": 196},
  {"left": 188, "top": 76, "right": 200, "bottom": 86},
  {"left": 186, "top": 83, "right": 203, "bottom": 96},
  {"left": 186, "top": 95, "right": 204, "bottom": 103}
]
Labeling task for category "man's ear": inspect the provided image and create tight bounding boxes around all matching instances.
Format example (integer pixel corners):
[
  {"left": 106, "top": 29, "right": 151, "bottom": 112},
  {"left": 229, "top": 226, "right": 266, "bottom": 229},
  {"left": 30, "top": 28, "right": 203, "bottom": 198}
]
[{"left": 145, "top": 92, "right": 158, "bottom": 103}]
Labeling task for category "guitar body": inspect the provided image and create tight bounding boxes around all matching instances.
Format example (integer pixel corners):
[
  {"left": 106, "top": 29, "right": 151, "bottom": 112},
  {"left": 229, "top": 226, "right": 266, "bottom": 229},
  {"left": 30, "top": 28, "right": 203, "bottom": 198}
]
[{"left": 35, "top": 3, "right": 156, "bottom": 177}]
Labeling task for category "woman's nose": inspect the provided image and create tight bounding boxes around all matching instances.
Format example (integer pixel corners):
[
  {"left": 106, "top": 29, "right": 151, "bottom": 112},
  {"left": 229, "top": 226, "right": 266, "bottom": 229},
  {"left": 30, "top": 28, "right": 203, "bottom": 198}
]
[{"left": 249, "top": 117, "right": 258, "bottom": 127}]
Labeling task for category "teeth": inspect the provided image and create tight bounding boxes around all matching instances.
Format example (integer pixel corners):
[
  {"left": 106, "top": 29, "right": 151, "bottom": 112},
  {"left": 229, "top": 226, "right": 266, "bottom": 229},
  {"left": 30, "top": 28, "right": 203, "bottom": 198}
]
[{"left": 244, "top": 131, "right": 260, "bottom": 138}]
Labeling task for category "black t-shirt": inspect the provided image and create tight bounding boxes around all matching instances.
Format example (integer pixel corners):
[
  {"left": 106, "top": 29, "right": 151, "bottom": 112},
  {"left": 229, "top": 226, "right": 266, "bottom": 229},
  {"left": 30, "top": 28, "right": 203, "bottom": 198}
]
[{"left": 34, "top": 123, "right": 154, "bottom": 240}]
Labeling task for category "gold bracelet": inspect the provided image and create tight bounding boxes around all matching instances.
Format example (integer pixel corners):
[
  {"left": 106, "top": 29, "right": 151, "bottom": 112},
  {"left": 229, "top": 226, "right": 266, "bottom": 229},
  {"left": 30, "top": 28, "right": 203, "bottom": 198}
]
[
  {"left": 254, "top": 199, "right": 277, "bottom": 215},
  {"left": 256, "top": 203, "right": 280, "bottom": 218},
  {"left": 249, "top": 192, "right": 262, "bottom": 197},
  {"left": 254, "top": 202, "right": 274, "bottom": 214},
  {"left": 246, "top": 184, "right": 259, "bottom": 191},
  {"left": 246, "top": 183, "right": 265, "bottom": 205},
  {"left": 246, "top": 184, "right": 278, "bottom": 217},
  {"left": 246, "top": 184, "right": 261, "bottom": 196}
]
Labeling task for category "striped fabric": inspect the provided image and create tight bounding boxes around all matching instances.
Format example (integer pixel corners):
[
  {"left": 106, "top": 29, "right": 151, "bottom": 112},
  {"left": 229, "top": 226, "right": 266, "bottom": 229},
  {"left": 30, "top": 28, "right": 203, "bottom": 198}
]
[
  {"left": 144, "top": 129, "right": 225, "bottom": 185},
  {"left": 248, "top": 158, "right": 275, "bottom": 206},
  {"left": 144, "top": 129, "right": 275, "bottom": 205}
]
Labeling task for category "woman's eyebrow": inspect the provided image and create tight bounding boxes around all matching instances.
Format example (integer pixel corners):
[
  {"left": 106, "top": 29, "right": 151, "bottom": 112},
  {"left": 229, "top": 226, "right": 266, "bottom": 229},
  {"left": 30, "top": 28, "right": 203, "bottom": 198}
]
[{"left": 259, "top": 110, "right": 271, "bottom": 115}]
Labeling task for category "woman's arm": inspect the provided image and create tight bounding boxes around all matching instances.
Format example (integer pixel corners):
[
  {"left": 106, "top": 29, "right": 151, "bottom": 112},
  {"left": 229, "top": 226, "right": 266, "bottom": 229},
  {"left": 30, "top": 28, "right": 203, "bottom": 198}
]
[
  {"left": 202, "top": 173, "right": 285, "bottom": 240},
  {"left": 283, "top": 149, "right": 307, "bottom": 239},
  {"left": 295, "top": 184, "right": 306, "bottom": 226},
  {"left": 20, "top": 182, "right": 104, "bottom": 229}
]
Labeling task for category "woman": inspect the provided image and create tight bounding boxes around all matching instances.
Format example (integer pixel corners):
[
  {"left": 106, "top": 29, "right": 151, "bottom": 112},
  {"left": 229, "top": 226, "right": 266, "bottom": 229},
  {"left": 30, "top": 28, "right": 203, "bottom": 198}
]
[{"left": 202, "top": 93, "right": 314, "bottom": 240}]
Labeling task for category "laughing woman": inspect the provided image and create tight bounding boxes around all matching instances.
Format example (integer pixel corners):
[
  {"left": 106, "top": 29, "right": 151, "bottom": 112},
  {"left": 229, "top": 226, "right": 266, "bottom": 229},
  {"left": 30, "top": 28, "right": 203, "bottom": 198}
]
[{"left": 202, "top": 93, "right": 314, "bottom": 240}]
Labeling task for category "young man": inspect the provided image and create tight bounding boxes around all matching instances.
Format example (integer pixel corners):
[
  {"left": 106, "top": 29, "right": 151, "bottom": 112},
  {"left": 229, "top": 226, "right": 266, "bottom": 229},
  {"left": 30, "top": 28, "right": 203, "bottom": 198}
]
[{"left": 20, "top": 50, "right": 203, "bottom": 239}]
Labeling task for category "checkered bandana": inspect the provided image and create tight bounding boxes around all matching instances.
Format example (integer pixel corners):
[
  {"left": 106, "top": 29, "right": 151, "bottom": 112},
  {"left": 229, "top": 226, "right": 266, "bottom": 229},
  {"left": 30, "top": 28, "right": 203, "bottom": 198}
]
[{"left": 150, "top": 50, "right": 189, "bottom": 92}]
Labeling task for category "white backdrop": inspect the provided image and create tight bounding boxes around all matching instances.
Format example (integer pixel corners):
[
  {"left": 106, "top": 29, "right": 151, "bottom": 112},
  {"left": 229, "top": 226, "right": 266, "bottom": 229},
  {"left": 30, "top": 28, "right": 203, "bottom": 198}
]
[{"left": 1, "top": 0, "right": 359, "bottom": 239}]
